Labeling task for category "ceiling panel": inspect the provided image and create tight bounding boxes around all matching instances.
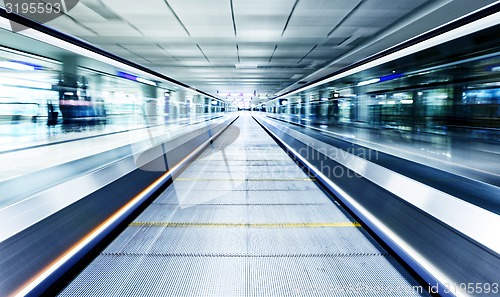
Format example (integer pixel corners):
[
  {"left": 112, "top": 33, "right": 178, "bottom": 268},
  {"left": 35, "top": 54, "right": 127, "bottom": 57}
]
[
  {"left": 125, "top": 17, "right": 188, "bottom": 38},
  {"left": 237, "top": 58, "right": 272, "bottom": 65},
  {"left": 198, "top": 45, "right": 238, "bottom": 59},
  {"left": 345, "top": 16, "right": 402, "bottom": 28},
  {"left": 161, "top": 46, "right": 205, "bottom": 58},
  {"left": 168, "top": 0, "right": 234, "bottom": 37},
  {"left": 238, "top": 45, "right": 276, "bottom": 58},
  {"left": 96, "top": 0, "right": 189, "bottom": 37},
  {"left": 233, "top": 0, "right": 296, "bottom": 16},
  {"left": 209, "top": 58, "right": 239, "bottom": 65},
  {"left": 274, "top": 46, "right": 316, "bottom": 57},
  {"left": 81, "top": 20, "right": 143, "bottom": 36},
  {"left": 284, "top": 0, "right": 362, "bottom": 37},
  {"left": 235, "top": 26, "right": 282, "bottom": 39},
  {"left": 66, "top": 2, "right": 109, "bottom": 22},
  {"left": 143, "top": 58, "right": 180, "bottom": 65},
  {"left": 34, "top": 0, "right": 494, "bottom": 100},
  {"left": 283, "top": 26, "right": 337, "bottom": 38},
  {"left": 92, "top": 0, "right": 168, "bottom": 17},
  {"left": 267, "top": 58, "right": 316, "bottom": 65},
  {"left": 180, "top": 59, "right": 212, "bottom": 66},
  {"left": 361, "top": 0, "right": 428, "bottom": 11},
  {"left": 45, "top": 15, "right": 98, "bottom": 36},
  {"left": 307, "top": 46, "right": 345, "bottom": 58},
  {"left": 119, "top": 46, "right": 168, "bottom": 56},
  {"left": 233, "top": 0, "right": 295, "bottom": 38}
]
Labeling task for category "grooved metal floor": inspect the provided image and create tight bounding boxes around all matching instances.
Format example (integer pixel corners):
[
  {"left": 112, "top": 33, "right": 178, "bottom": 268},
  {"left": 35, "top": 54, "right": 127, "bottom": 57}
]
[{"left": 60, "top": 114, "right": 429, "bottom": 296}]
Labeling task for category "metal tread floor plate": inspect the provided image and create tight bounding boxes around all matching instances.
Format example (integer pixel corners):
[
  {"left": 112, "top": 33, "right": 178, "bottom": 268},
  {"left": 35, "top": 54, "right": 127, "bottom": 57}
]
[
  {"left": 181, "top": 164, "right": 306, "bottom": 173},
  {"left": 178, "top": 170, "right": 312, "bottom": 179},
  {"left": 134, "top": 203, "right": 351, "bottom": 224},
  {"left": 60, "top": 115, "right": 428, "bottom": 296},
  {"left": 102, "top": 226, "right": 384, "bottom": 255},
  {"left": 60, "top": 255, "right": 428, "bottom": 296},
  {"left": 167, "top": 180, "right": 322, "bottom": 192},
  {"left": 153, "top": 189, "right": 330, "bottom": 205}
]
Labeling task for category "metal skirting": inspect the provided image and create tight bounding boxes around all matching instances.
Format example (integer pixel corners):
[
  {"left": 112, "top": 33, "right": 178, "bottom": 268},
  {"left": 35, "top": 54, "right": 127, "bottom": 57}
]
[{"left": 60, "top": 114, "right": 428, "bottom": 296}]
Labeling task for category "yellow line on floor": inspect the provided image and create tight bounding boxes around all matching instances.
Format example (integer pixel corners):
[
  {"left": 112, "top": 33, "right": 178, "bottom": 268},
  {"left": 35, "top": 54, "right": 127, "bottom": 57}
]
[
  {"left": 174, "top": 178, "right": 315, "bottom": 181},
  {"left": 129, "top": 222, "right": 362, "bottom": 228}
]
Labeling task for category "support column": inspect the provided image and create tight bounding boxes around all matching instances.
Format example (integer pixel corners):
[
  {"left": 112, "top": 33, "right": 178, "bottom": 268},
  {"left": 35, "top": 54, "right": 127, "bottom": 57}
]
[
  {"left": 301, "top": 94, "right": 310, "bottom": 123},
  {"left": 171, "top": 92, "right": 179, "bottom": 118},
  {"left": 92, "top": 74, "right": 106, "bottom": 118},
  {"left": 357, "top": 90, "right": 370, "bottom": 125},
  {"left": 142, "top": 84, "right": 158, "bottom": 119},
  {"left": 193, "top": 95, "right": 201, "bottom": 114},
  {"left": 58, "top": 55, "right": 79, "bottom": 119},
  {"left": 411, "top": 90, "right": 423, "bottom": 131},
  {"left": 178, "top": 90, "right": 187, "bottom": 117},
  {"left": 163, "top": 91, "right": 171, "bottom": 122},
  {"left": 205, "top": 97, "right": 211, "bottom": 114},
  {"left": 60, "top": 55, "right": 78, "bottom": 98}
]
